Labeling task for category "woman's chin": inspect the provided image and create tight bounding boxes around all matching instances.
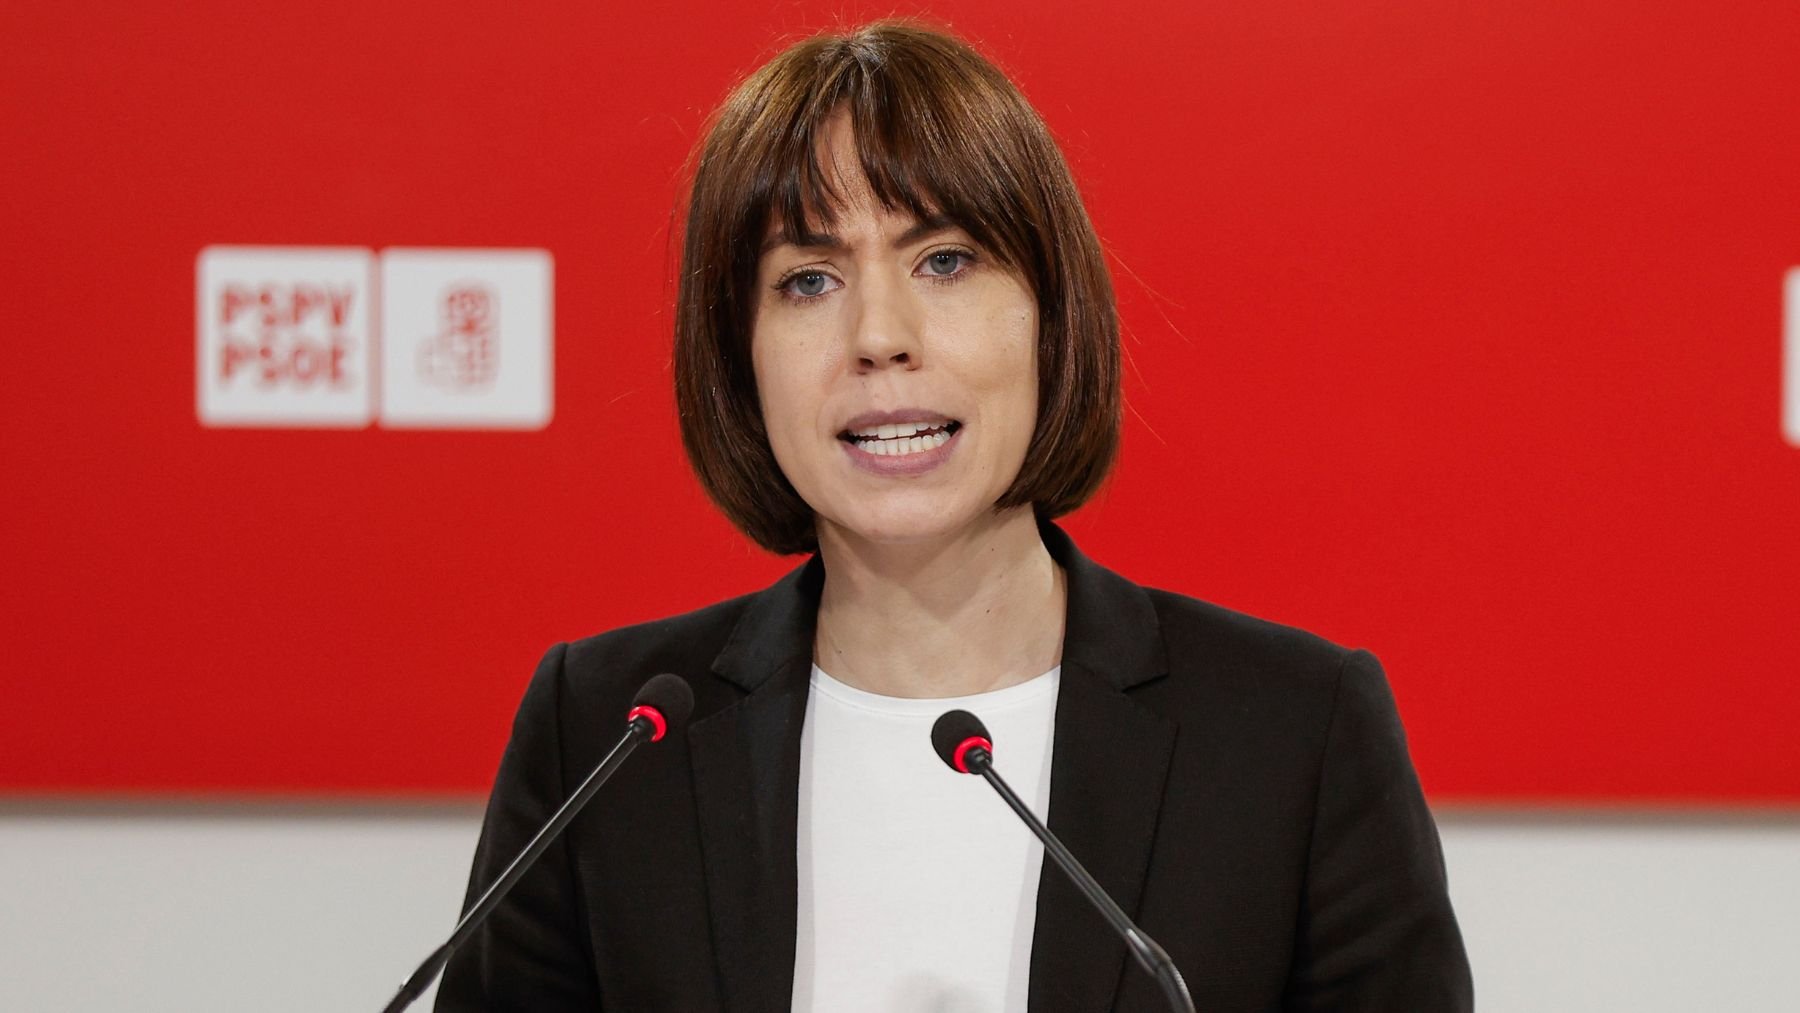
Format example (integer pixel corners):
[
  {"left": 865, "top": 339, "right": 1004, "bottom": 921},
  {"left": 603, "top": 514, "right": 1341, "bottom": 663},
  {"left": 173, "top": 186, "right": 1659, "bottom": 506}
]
[
  {"left": 816, "top": 500, "right": 1020, "bottom": 550},
  {"left": 824, "top": 516, "right": 962, "bottom": 548}
]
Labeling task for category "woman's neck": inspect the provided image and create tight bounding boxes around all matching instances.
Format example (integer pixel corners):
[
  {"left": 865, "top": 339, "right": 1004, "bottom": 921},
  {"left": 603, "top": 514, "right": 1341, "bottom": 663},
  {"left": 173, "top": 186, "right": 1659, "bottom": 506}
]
[{"left": 812, "top": 507, "right": 1066, "bottom": 699}]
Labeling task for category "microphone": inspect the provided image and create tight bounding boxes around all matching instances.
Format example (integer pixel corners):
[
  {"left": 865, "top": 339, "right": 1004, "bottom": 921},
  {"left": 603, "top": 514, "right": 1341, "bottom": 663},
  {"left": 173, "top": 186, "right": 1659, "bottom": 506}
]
[
  {"left": 931, "top": 709, "right": 1196, "bottom": 1013},
  {"left": 381, "top": 673, "right": 694, "bottom": 1013}
]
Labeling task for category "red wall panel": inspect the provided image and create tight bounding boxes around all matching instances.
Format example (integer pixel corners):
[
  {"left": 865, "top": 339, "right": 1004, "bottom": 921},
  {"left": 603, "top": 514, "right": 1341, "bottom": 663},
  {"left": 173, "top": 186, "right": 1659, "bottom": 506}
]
[{"left": 3, "top": 1, "right": 1797, "bottom": 801}]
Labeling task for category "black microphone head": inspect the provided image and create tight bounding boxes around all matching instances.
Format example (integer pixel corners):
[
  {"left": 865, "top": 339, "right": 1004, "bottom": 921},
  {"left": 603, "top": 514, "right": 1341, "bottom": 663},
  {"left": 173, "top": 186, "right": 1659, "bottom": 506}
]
[
  {"left": 931, "top": 709, "right": 993, "bottom": 774},
  {"left": 627, "top": 673, "right": 694, "bottom": 742}
]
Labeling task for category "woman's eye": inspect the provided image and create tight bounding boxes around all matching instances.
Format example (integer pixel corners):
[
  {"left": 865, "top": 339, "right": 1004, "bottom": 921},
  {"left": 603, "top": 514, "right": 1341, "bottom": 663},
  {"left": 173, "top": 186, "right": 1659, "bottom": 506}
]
[
  {"left": 781, "top": 271, "right": 838, "bottom": 299},
  {"left": 921, "top": 250, "right": 971, "bottom": 277}
]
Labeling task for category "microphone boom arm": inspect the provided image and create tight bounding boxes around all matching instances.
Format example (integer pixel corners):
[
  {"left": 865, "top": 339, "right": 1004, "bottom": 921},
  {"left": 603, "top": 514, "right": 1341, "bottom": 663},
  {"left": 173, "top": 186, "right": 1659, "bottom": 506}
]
[
  {"left": 380, "top": 715, "right": 657, "bottom": 1013},
  {"left": 968, "top": 747, "right": 1197, "bottom": 1013}
]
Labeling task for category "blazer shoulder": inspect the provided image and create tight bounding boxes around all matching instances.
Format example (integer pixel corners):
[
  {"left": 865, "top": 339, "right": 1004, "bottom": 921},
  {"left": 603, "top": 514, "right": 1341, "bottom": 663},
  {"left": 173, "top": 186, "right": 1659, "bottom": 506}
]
[
  {"left": 555, "top": 590, "right": 760, "bottom": 696},
  {"left": 1141, "top": 584, "right": 1361, "bottom": 695}
]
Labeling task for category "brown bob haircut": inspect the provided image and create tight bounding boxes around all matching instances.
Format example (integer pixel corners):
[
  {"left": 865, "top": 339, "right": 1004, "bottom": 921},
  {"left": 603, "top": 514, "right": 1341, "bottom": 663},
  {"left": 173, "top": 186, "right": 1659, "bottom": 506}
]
[{"left": 674, "top": 20, "right": 1120, "bottom": 555}]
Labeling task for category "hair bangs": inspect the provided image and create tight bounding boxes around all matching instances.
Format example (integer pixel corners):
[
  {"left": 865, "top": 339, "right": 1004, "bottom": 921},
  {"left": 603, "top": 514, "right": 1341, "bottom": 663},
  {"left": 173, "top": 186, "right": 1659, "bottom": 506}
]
[{"left": 757, "top": 43, "right": 1035, "bottom": 278}]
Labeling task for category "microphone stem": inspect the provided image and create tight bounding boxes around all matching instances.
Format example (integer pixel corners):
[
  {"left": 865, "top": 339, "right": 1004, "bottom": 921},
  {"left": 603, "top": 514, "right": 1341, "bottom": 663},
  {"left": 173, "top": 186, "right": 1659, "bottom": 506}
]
[
  {"left": 977, "top": 762, "right": 1196, "bottom": 1013},
  {"left": 381, "top": 719, "right": 654, "bottom": 1013}
]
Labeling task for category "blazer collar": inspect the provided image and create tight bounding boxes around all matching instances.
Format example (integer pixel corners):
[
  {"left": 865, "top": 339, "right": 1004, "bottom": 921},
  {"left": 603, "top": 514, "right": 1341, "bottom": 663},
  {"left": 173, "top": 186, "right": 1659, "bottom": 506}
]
[
  {"left": 707, "top": 519, "right": 1169, "bottom": 695},
  {"left": 691, "top": 520, "right": 1178, "bottom": 1013},
  {"left": 1042, "top": 520, "right": 1169, "bottom": 691},
  {"left": 707, "top": 550, "right": 821, "bottom": 693}
]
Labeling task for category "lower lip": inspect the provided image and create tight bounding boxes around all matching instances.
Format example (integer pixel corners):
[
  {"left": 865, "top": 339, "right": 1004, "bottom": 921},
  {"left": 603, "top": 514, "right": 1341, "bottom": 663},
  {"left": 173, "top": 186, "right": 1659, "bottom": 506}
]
[{"left": 840, "top": 427, "right": 962, "bottom": 477}]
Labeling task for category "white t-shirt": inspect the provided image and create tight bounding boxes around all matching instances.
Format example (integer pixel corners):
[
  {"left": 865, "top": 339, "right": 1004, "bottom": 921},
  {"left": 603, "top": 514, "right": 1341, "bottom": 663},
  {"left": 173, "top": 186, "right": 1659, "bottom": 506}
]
[{"left": 793, "top": 663, "right": 1061, "bottom": 1013}]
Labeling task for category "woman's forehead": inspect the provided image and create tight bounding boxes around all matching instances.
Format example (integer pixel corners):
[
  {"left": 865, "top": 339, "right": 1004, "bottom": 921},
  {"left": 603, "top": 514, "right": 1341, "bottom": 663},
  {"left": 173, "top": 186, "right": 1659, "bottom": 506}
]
[
  {"left": 760, "top": 110, "right": 950, "bottom": 227},
  {"left": 742, "top": 102, "right": 1026, "bottom": 273},
  {"left": 759, "top": 203, "right": 963, "bottom": 254}
]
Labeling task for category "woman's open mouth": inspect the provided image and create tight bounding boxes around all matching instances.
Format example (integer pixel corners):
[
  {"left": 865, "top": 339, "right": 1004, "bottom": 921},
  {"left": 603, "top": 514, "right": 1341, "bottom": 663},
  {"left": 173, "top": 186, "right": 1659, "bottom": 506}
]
[{"left": 839, "top": 419, "right": 962, "bottom": 457}]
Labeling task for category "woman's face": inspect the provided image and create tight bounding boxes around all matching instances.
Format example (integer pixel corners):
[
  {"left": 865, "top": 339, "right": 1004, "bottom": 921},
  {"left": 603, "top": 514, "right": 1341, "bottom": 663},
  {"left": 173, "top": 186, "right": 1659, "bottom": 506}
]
[{"left": 750, "top": 115, "right": 1039, "bottom": 549}]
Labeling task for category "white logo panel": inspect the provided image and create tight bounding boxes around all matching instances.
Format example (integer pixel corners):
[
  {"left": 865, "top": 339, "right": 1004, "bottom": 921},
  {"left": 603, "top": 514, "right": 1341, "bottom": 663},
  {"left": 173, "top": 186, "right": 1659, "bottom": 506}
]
[
  {"left": 1786, "top": 267, "right": 1800, "bottom": 447},
  {"left": 196, "top": 246, "right": 375, "bottom": 427},
  {"left": 378, "top": 248, "right": 553, "bottom": 430}
]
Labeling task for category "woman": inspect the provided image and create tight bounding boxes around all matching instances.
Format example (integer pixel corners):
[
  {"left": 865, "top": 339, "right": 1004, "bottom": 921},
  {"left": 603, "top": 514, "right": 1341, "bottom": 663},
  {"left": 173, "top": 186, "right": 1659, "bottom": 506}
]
[{"left": 438, "top": 21, "right": 1472, "bottom": 1012}]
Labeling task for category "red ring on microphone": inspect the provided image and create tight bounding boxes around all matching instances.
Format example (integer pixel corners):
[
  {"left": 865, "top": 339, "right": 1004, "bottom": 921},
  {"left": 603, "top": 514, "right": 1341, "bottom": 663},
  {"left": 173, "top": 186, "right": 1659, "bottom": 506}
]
[
  {"left": 627, "top": 705, "right": 668, "bottom": 742},
  {"left": 952, "top": 736, "right": 991, "bottom": 774}
]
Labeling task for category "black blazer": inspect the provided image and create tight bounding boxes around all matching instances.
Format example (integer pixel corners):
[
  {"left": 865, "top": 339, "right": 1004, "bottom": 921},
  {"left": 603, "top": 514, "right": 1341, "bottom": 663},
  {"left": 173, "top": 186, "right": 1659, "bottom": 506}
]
[{"left": 437, "top": 525, "right": 1473, "bottom": 1011}]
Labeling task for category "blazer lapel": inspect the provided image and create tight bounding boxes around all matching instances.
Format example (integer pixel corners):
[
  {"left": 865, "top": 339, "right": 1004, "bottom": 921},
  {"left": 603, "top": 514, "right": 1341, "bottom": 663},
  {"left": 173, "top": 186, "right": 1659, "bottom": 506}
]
[
  {"left": 688, "top": 558, "right": 821, "bottom": 1013},
  {"left": 682, "top": 526, "right": 1178, "bottom": 1012},
  {"left": 1029, "top": 524, "right": 1180, "bottom": 1011}
]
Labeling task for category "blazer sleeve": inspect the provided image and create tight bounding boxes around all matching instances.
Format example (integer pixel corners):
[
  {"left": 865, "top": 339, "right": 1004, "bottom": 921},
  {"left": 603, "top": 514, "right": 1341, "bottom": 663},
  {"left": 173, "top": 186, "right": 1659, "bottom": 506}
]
[
  {"left": 435, "top": 643, "right": 604, "bottom": 1012},
  {"left": 1283, "top": 649, "right": 1475, "bottom": 1011}
]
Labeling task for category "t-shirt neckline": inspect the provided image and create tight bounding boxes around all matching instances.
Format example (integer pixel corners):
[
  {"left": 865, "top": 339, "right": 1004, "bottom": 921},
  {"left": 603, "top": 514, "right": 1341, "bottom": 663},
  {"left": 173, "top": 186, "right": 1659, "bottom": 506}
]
[{"left": 808, "top": 663, "right": 1061, "bottom": 716}]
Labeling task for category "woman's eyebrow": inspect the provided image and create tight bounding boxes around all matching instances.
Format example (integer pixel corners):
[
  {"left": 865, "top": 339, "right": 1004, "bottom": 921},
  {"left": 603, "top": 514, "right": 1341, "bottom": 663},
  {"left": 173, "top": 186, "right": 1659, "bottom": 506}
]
[{"left": 760, "top": 213, "right": 960, "bottom": 254}]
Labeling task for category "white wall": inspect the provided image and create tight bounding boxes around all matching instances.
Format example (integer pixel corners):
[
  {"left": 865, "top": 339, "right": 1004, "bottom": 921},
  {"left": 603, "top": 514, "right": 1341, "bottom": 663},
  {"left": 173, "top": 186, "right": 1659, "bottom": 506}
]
[
  {"left": 1438, "top": 812, "right": 1800, "bottom": 1011},
  {"left": 0, "top": 804, "right": 476, "bottom": 1013},
  {"left": 0, "top": 805, "right": 1795, "bottom": 1011}
]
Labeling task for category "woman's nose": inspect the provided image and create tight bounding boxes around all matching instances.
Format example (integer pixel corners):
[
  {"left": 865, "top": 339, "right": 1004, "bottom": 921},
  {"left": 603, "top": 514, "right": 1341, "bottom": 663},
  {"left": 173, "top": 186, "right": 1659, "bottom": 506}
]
[{"left": 848, "top": 273, "right": 924, "bottom": 372}]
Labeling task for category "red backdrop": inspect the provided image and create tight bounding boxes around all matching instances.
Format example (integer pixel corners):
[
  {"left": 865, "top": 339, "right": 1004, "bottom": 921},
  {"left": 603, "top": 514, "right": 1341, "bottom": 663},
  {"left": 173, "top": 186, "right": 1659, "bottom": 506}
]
[{"left": 4, "top": 1, "right": 1797, "bottom": 802}]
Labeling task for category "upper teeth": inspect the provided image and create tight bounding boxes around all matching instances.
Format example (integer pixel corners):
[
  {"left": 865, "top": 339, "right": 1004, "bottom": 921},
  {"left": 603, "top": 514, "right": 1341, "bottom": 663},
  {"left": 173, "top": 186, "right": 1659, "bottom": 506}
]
[
  {"left": 854, "top": 428, "right": 953, "bottom": 456},
  {"left": 849, "top": 421, "right": 950, "bottom": 441}
]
